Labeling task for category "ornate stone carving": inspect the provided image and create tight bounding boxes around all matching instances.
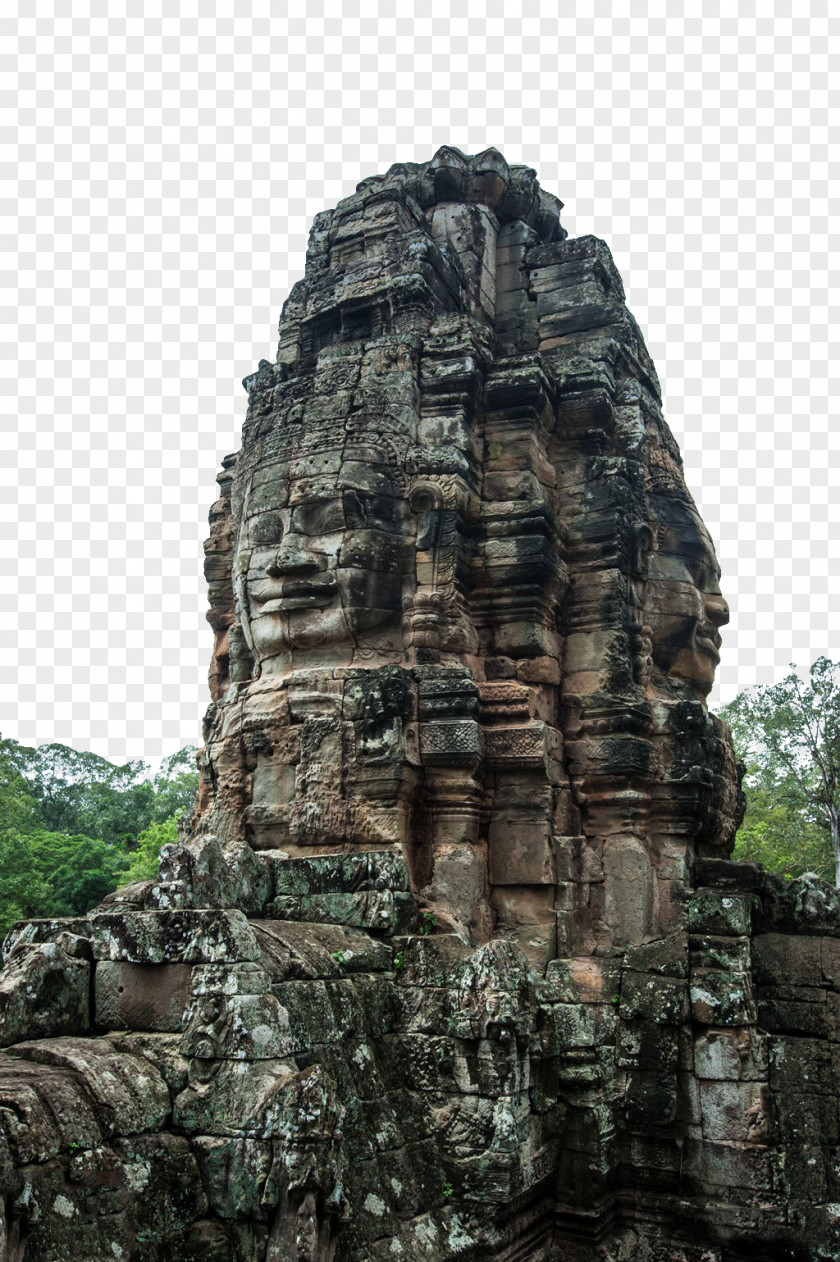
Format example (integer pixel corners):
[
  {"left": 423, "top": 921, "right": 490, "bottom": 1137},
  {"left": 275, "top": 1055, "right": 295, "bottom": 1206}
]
[{"left": 0, "top": 149, "right": 837, "bottom": 1262}]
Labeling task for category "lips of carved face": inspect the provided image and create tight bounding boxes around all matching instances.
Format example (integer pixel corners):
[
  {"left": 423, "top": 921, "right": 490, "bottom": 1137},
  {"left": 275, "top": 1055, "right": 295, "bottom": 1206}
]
[{"left": 645, "top": 503, "right": 729, "bottom": 694}]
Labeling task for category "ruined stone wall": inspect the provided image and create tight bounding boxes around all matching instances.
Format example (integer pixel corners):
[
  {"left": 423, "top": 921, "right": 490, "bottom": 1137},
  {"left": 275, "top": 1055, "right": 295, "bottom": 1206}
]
[{"left": 0, "top": 149, "right": 836, "bottom": 1262}]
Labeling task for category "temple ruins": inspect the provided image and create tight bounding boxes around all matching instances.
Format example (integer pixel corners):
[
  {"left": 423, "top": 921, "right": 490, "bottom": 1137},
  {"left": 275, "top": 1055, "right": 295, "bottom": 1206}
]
[{"left": 0, "top": 148, "right": 838, "bottom": 1261}]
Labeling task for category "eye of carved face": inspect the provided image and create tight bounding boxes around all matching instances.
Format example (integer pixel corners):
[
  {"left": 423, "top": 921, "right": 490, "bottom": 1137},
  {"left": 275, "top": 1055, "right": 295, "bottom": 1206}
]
[
  {"left": 343, "top": 489, "right": 399, "bottom": 533},
  {"left": 291, "top": 498, "right": 345, "bottom": 536},
  {"left": 249, "top": 512, "right": 285, "bottom": 547}
]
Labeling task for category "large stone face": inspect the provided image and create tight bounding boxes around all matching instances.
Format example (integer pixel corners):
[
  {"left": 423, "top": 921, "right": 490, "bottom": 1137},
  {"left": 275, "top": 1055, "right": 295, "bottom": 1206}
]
[
  {"left": 196, "top": 144, "right": 741, "bottom": 962},
  {"left": 0, "top": 148, "right": 837, "bottom": 1261}
]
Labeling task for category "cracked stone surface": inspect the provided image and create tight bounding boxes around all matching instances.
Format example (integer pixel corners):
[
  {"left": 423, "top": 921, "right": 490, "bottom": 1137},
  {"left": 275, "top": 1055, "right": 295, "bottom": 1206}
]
[{"left": 1, "top": 148, "right": 837, "bottom": 1261}]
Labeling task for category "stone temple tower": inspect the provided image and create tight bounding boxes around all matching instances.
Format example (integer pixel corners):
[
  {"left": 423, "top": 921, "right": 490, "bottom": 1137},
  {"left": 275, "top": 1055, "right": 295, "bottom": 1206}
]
[
  {"left": 1, "top": 149, "right": 838, "bottom": 1262},
  {"left": 198, "top": 144, "right": 741, "bottom": 959}
]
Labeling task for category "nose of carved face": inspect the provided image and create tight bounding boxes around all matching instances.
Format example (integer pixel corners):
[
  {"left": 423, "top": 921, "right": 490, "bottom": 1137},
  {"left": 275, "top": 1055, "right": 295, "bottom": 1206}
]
[
  {"left": 682, "top": 590, "right": 728, "bottom": 694},
  {"left": 705, "top": 592, "right": 729, "bottom": 630},
  {"left": 693, "top": 592, "right": 729, "bottom": 669},
  {"left": 265, "top": 535, "right": 321, "bottom": 578}
]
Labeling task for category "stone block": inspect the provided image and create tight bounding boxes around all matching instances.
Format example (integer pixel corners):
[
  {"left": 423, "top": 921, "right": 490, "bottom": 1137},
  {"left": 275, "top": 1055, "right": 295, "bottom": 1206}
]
[
  {"left": 616, "top": 1020, "right": 678, "bottom": 1072},
  {"left": 682, "top": 1137, "right": 772, "bottom": 1192},
  {"left": 537, "top": 1002, "right": 594, "bottom": 1057},
  {"left": 769, "top": 1035, "right": 834, "bottom": 1093},
  {"left": 690, "top": 970, "right": 756, "bottom": 1026},
  {"left": 254, "top": 919, "right": 394, "bottom": 978},
  {"left": 698, "top": 1079, "right": 774, "bottom": 1143},
  {"left": 501, "top": 921, "right": 558, "bottom": 970},
  {"left": 267, "top": 889, "right": 415, "bottom": 935},
  {"left": 822, "top": 937, "right": 840, "bottom": 985},
  {"left": 689, "top": 934, "right": 751, "bottom": 973},
  {"left": 90, "top": 910, "right": 260, "bottom": 965},
  {"left": 115, "top": 1031, "right": 190, "bottom": 1097},
  {"left": 491, "top": 884, "right": 556, "bottom": 928},
  {"left": 173, "top": 1058, "right": 300, "bottom": 1136},
  {"left": 619, "top": 971, "right": 688, "bottom": 1025},
  {"left": 113, "top": 1132, "right": 208, "bottom": 1237},
  {"left": 688, "top": 892, "right": 753, "bottom": 937},
  {"left": 624, "top": 932, "right": 688, "bottom": 979},
  {"left": 95, "top": 962, "right": 193, "bottom": 1033},
  {"left": 752, "top": 932, "right": 824, "bottom": 987},
  {"left": 3, "top": 917, "right": 94, "bottom": 959},
  {"left": 757, "top": 995, "right": 829, "bottom": 1038},
  {"left": 419, "top": 719, "right": 482, "bottom": 765},
  {"left": 279, "top": 978, "right": 341, "bottom": 1049},
  {"left": 483, "top": 725, "right": 553, "bottom": 768},
  {"left": 483, "top": 655, "right": 517, "bottom": 679},
  {"left": 625, "top": 1066, "right": 678, "bottom": 1127},
  {"left": 693, "top": 1029, "right": 768, "bottom": 1082},
  {"left": 488, "top": 820, "right": 556, "bottom": 885},
  {"left": 270, "top": 849, "right": 409, "bottom": 896},
  {"left": 774, "top": 1091, "right": 840, "bottom": 1144},
  {"left": 781, "top": 1145, "right": 829, "bottom": 1203},
  {"left": 516, "top": 656, "right": 561, "bottom": 685},
  {"left": 426, "top": 844, "right": 490, "bottom": 937},
  {"left": 544, "top": 957, "right": 622, "bottom": 1005},
  {"left": 181, "top": 991, "right": 296, "bottom": 1060},
  {"left": 396, "top": 935, "right": 471, "bottom": 987},
  {"left": 603, "top": 836, "right": 653, "bottom": 947},
  {"left": 190, "top": 962, "right": 271, "bottom": 996},
  {"left": 191, "top": 1134, "right": 276, "bottom": 1218},
  {"left": 8, "top": 1036, "right": 171, "bottom": 1135},
  {"left": 0, "top": 941, "right": 90, "bottom": 1047}
]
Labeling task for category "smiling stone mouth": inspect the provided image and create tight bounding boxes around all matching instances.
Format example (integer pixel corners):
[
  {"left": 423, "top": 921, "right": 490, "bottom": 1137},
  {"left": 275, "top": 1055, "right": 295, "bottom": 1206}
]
[
  {"left": 252, "top": 579, "right": 337, "bottom": 613},
  {"left": 695, "top": 627, "right": 722, "bottom": 659}
]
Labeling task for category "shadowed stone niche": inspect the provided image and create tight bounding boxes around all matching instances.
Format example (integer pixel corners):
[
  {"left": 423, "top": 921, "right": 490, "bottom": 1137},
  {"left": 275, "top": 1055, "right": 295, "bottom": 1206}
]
[{"left": 1, "top": 148, "right": 838, "bottom": 1261}]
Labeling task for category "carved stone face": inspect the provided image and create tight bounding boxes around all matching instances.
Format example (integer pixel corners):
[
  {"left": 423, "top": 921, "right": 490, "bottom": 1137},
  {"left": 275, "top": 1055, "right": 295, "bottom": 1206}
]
[
  {"left": 645, "top": 498, "right": 729, "bottom": 694},
  {"left": 238, "top": 448, "right": 410, "bottom": 673}
]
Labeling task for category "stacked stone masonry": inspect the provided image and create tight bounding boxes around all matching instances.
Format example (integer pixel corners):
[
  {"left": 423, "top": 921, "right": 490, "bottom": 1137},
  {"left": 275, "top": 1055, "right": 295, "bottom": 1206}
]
[{"left": 0, "top": 148, "right": 836, "bottom": 1260}]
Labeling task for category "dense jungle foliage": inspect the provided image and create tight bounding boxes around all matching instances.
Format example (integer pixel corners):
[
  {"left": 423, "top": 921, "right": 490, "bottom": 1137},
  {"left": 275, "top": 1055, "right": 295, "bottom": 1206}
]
[
  {"left": 718, "top": 657, "right": 840, "bottom": 887},
  {"left": 0, "top": 738, "right": 198, "bottom": 938}
]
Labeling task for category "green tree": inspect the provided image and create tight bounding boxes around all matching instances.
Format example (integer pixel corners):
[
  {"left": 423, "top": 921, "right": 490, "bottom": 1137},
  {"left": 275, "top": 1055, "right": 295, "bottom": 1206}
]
[
  {"left": 0, "top": 737, "right": 199, "bottom": 938},
  {"left": 0, "top": 738, "right": 148, "bottom": 841},
  {"left": 0, "top": 829, "right": 131, "bottom": 937},
  {"left": 148, "top": 748, "right": 199, "bottom": 828},
  {"left": 719, "top": 657, "right": 840, "bottom": 886},
  {"left": 0, "top": 739, "right": 42, "bottom": 833},
  {"left": 0, "top": 834, "right": 55, "bottom": 932},
  {"left": 32, "top": 831, "right": 130, "bottom": 915},
  {"left": 0, "top": 737, "right": 198, "bottom": 846},
  {"left": 728, "top": 780, "right": 832, "bottom": 884},
  {"left": 125, "top": 814, "right": 180, "bottom": 883}
]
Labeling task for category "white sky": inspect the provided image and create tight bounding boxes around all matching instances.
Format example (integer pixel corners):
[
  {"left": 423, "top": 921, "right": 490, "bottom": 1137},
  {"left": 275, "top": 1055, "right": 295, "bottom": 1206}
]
[{"left": 1, "top": 0, "right": 836, "bottom": 766}]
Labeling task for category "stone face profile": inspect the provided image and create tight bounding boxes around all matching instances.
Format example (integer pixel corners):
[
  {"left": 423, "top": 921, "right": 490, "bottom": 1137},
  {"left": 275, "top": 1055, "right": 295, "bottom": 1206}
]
[{"left": 1, "top": 148, "right": 839, "bottom": 1261}]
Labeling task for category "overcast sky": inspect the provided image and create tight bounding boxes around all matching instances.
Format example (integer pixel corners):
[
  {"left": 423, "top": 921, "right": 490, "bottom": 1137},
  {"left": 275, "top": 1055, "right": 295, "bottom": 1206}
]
[{"left": 1, "top": 0, "right": 835, "bottom": 766}]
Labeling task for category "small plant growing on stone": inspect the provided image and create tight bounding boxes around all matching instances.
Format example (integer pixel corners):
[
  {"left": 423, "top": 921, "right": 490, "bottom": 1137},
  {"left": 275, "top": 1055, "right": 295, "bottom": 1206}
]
[
  {"left": 393, "top": 949, "right": 404, "bottom": 971},
  {"left": 442, "top": 1181, "right": 453, "bottom": 1200},
  {"left": 331, "top": 950, "right": 346, "bottom": 965},
  {"left": 418, "top": 911, "right": 436, "bottom": 936},
  {"left": 610, "top": 994, "right": 620, "bottom": 1006}
]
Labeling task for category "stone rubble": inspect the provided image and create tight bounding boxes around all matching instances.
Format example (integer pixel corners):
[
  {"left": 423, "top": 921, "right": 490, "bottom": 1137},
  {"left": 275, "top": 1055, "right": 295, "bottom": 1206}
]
[{"left": 0, "top": 148, "right": 836, "bottom": 1261}]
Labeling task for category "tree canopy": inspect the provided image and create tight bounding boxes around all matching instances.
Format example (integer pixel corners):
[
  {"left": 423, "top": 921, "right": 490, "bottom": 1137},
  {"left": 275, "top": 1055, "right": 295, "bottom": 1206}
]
[
  {"left": 0, "top": 736, "right": 199, "bottom": 938},
  {"left": 718, "top": 657, "right": 840, "bottom": 886}
]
